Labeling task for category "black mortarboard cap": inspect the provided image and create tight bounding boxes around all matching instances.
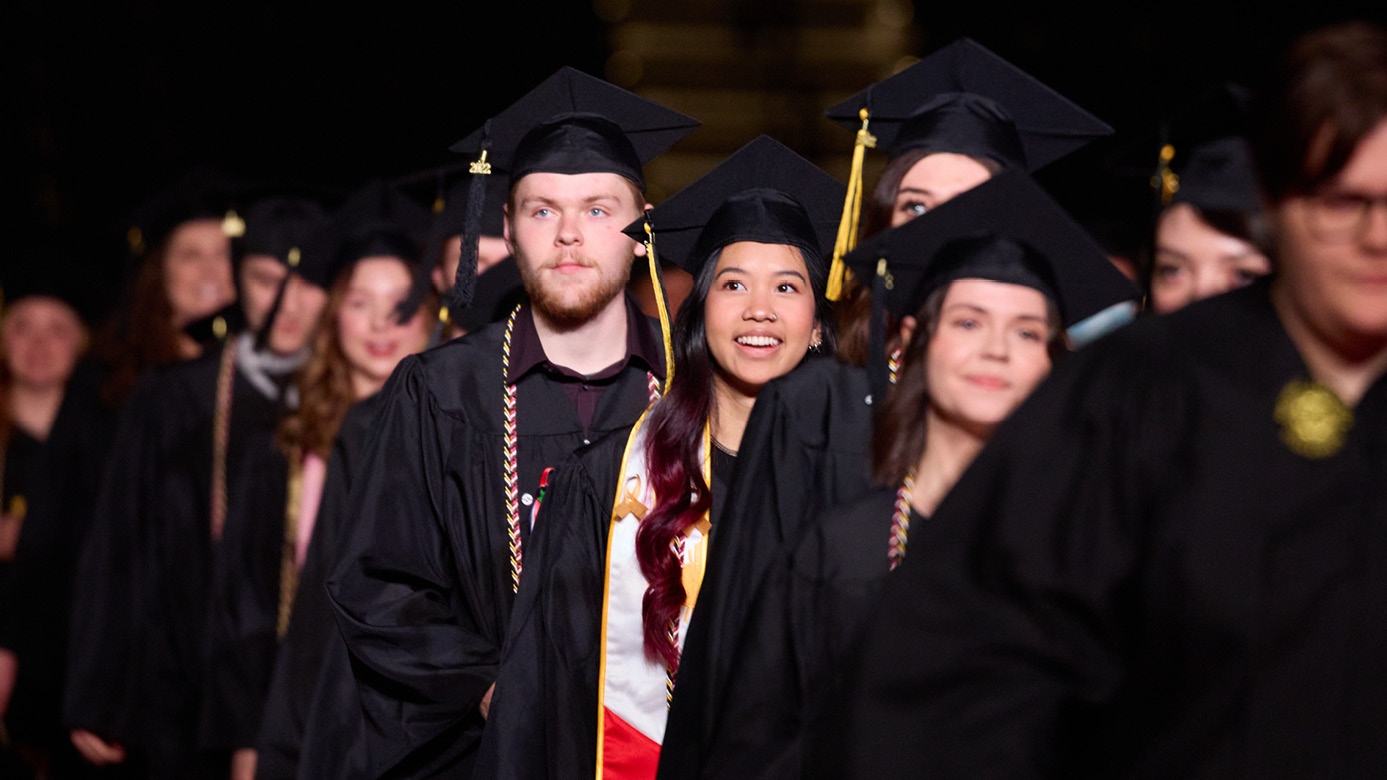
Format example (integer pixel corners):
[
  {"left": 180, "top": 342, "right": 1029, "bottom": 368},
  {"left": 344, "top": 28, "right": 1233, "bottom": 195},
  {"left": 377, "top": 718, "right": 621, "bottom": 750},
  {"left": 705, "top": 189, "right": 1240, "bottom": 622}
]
[
  {"left": 449, "top": 66, "right": 701, "bottom": 190},
  {"left": 825, "top": 38, "right": 1112, "bottom": 171},
  {"left": 126, "top": 166, "right": 244, "bottom": 257},
  {"left": 301, "top": 180, "right": 431, "bottom": 289},
  {"left": 442, "top": 68, "right": 699, "bottom": 315},
  {"left": 1171, "top": 136, "right": 1262, "bottom": 213},
  {"left": 845, "top": 170, "right": 1139, "bottom": 326},
  {"left": 237, "top": 197, "right": 332, "bottom": 270},
  {"left": 621, "top": 136, "right": 846, "bottom": 276},
  {"left": 1, "top": 247, "right": 101, "bottom": 326}
]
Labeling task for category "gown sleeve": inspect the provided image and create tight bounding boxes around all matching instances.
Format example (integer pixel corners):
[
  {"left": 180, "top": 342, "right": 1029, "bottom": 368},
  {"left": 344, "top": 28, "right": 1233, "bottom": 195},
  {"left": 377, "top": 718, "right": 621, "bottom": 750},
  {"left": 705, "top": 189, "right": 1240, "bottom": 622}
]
[
  {"left": 325, "top": 357, "right": 493, "bottom": 778},
  {"left": 477, "top": 445, "right": 620, "bottom": 780},
  {"left": 816, "top": 327, "right": 1196, "bottom": 780},
  {"left": 198, "top": 446, "right": 287, "bottom": 751},
  {"left": 62, "top": 371, "right": 166, "bottom": 742}
]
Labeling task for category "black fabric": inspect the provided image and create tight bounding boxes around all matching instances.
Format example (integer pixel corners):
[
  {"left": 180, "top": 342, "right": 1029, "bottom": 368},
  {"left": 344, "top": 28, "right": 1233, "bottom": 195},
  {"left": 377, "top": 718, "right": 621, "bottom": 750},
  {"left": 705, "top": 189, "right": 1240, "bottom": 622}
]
[
  {"left": 701, "top": 488, "right": 909, "bottom": 779},
  {"left": 325, "top": 299, "right": 664, "bottom": 778},
  {"left": 447, "top": 67, "right": 699, "bottom": 179},
  {"left": 825, "top": 38, "right": 1111, "bottom": 171},
  {"left": 619, "top": 136, "right": 846, "bottom": 275},
  {"left": 823, "top": 281, "right": 1387, "bottom": 779},
  {"left": 0, "top": 364, "right": 118, "bottom": 753},
  {"left": 655, "top": 357, "right": 876, "bottom": 780},
  {"left": 236, "top": 198, "right": 331, "bottom": 269},
  {"left": 891, "top": 92, "right": 1028, "bottom": 168},
  {"left": 1172, "top": 136, "right": 1263, "bottom": 214},
  {"left": 63, "top": 343, "right": 286, "bottom": 780},
  {"left": 250, "top": 393, "right": 384, "bottom": 780}
]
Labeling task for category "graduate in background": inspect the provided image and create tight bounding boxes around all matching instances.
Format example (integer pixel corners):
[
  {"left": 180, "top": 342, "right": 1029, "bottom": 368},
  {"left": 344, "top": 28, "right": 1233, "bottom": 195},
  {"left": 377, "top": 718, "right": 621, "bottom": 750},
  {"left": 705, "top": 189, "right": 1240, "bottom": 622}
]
[
  {"left": 199, "top": 183, "right": 433, "bottom": 780},
  {"left": 702, "top": 173, "right": 1121, "bottom": 779},
  {"left": 325, "top": 68, "right": 697, "bottom": 778},
  {"left": 97, "top": 172, "right": 241, "bottom": 407},
  {"left": 827, "top": 22, "right": 1387, "bottom": 779},
  {"left": 254, "top": 169, "right": 521, "bottom": 780},
  {"left": 1145, "top": 86, "right": 1274, "bottom": 313},
  {"left": 476, "top": 136, "right": 843, "bottom": 780},
  {"left": 64, "top": 196, "right": 331, "bottom": 779},
  {"left": 0, "top": 260, "right": 116, "bottom": 779}
]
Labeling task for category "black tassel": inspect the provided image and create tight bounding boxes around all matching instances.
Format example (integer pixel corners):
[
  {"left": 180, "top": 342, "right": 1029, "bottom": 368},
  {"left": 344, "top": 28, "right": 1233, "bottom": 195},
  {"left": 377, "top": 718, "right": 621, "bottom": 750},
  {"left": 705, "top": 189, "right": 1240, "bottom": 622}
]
[
  {"left": 255, "top": 273, "right": 290, "bottom": 351},
  {"left": 450, "top": 119, "right": 493, "bottom": 313},
  {"left": 867, "top": 258, "right": 890, "bottom": 411}
]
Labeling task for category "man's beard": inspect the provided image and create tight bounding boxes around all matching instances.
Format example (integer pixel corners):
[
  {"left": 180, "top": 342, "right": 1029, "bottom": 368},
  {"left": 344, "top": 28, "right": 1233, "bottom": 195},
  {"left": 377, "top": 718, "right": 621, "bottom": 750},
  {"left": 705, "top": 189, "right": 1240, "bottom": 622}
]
[{"left": 518, "top": 252, "right": 631, "bottom": 328}]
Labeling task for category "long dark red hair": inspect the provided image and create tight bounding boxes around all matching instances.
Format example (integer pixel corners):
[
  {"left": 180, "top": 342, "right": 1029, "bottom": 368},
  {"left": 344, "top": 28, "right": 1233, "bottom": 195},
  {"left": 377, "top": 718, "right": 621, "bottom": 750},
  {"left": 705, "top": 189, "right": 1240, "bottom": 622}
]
[{"left": 634, "top": 242, "right": 835, "bottom": 671}]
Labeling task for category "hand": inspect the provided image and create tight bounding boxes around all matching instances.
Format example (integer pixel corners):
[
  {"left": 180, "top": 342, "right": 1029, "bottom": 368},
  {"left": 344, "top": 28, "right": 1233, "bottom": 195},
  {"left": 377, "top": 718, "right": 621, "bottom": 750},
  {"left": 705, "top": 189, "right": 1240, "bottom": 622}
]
[
  {"left": 0, "top": 648, "right": 16, "bottom": 718},
  {"left": 70, "top": 729, "right": 127, "bottom": 765},
  {"left": 479, "top": 683, "right": 496, "bottom": 720},
  {"left": 231, "top": 747, "right": 257, "bottom": 780},
  {"left": 0, "top": 512, "right": 22, "bottom": 561}
]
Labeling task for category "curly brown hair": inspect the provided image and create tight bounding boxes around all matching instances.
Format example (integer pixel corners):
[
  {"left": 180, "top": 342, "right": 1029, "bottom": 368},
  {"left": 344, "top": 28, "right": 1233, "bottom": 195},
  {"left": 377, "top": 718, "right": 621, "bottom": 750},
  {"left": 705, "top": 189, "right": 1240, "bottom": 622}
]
[{"left": 278, "top": 259, "right": 436, "bottom": 460}]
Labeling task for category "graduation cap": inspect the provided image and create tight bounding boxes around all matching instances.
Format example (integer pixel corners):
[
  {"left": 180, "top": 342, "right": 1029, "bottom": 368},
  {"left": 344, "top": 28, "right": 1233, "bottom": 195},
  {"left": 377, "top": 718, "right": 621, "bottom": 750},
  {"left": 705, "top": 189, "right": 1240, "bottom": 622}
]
[
  {"left": 821, "top": 39, "right": 1112, "bottom": 299},
  {"left": 126, "top": 167, "right": 244, "bottom": 258},
  {"left": 1170, "top": 136, "right": 1262, "bottom": 214},
  {"left": 826, "top": 39, "right": 1112, "bottom": 170},
  {"left": 620, "top": 136, "right": 846, "bottom": 274},
  {"left": 237, "top": 197, "right": 333, "bottom": 272},
  {"left": 441, "top": 67, "right": 700, "bottom": 315},
  {"left": 846, "top": 170, "right": 1138, "bottom": 325},
  {"left": 845, "top": 170, "right": 1138, "bottom": 403},
  {"left": 0, "top": 248, "right": 100, "bottom": 327},
  {"left": 450, "top": 257, "right": 526, "bottom": 336}
]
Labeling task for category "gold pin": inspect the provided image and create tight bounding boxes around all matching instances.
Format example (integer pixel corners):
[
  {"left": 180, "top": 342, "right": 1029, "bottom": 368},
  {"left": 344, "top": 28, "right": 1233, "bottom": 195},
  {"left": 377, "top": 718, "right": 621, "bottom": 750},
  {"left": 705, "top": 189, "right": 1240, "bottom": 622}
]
[
  {"left": 212, "top": 316, "right": 228, "bottom": 340},
  {"left": 287, "top": 247, "right": 301, "bottom": 267},
  {"left": 222, "top": 209, "right": 246, "bottom": 238},
  {"left": 1274, "top": 379, "right": 1353, "bottom": 459},
  {"left": 470, "top": 150, "right": 493, "bottom": 176},
  {"left": 433, "top": 196, "right": 446, "bottom": 214}
]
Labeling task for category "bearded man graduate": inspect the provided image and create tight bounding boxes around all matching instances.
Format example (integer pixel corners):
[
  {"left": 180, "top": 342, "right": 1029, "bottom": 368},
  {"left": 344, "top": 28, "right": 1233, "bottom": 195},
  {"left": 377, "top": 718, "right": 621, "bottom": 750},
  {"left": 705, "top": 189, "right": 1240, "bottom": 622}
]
[{"left": 325, "top": 68, "right": 697, "bottom": 778}]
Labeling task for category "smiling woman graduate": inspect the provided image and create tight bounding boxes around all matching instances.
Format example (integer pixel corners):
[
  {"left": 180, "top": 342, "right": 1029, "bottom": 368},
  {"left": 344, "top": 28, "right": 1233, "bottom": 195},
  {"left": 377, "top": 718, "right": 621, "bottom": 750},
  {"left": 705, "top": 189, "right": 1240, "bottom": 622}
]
[{"left": 474, "top": 136, "right": 844, "bottom": 780}]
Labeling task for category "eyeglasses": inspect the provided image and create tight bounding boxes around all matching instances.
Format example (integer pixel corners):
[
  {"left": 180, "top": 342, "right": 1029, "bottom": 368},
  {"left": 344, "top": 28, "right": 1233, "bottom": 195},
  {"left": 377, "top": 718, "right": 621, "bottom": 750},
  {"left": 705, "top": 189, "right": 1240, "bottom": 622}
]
[{"left": 1303, "top": 190, "right": 1387, "bottom": 243}]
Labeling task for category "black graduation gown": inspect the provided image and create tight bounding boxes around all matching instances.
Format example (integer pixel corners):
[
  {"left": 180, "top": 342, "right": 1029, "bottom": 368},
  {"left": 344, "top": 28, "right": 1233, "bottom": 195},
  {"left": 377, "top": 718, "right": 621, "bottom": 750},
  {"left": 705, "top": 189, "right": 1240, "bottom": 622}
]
[
  {"left": 1, "top": 427, "right": 42, "bottom": 592},
  {"left": 657, "top": 356, "right": 874, "bottom": 780},
  {"left": 253, "top": 392, "right": 384, "bottom": 780},
  {"left": 64, "top": 343, "right": 285, "bottom": 779},
  {"left": 475, "top": 420, "right": 737, "bottom": 780},
  {"left": 0, "top": 363, "right": 118, "bottom": 753},
  {"left": 823, "top": 282, "right": 1387, "bottom": 779},
  {"left": 326, "top": 307, "right": 661, "bottom": 779},
  {"left": 700, "top": 488, "right": 913, "bottom": 780}
]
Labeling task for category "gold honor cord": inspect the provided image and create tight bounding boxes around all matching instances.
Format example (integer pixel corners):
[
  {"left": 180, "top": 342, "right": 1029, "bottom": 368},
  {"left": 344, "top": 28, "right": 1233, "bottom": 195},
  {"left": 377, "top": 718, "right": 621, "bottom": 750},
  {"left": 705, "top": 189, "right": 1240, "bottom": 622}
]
[
  {"left": 277, "top": 455, "right": 304, "bottom": 638},
  {"left": 827, "top": 108, "right": 877, "bottom": 302},
  {"left": 644, "top": 222, "right": 675, "bottom": 394}
]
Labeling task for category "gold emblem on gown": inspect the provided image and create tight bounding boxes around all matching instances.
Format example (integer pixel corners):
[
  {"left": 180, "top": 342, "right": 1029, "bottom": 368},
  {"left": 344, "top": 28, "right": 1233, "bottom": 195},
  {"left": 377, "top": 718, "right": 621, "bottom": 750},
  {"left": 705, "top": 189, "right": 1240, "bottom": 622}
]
[{"left": 1274, "top": 379, "right": 1353, "bottom": 459}]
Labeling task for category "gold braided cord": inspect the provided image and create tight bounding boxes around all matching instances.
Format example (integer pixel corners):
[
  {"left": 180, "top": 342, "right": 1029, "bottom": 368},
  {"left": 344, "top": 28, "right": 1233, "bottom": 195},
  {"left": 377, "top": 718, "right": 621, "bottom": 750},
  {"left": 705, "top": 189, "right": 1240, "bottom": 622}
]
[
  {"left": 644, "top": 222, "right": 675, "bottom": 394},
  {"left": 888, "top": 469, "right": 916, "bottom": 570},
  {"left": 210, "top": 339, "right": 238, "bottom": 543},
  {"left": 501, "top": 306, "right": 524, "bottom": 594},
  {"left": 826, "top": 108, "right": 876, "bottom": 302},
  {"left": 277, "top": 455, "right": 304, "bottom": 638}
]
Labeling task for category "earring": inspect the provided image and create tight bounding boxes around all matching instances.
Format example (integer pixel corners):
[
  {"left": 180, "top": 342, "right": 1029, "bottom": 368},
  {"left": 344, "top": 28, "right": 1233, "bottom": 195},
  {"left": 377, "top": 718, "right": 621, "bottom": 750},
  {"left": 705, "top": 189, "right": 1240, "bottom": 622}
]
[
  {"left": 810, "top": 335, "right": 822, "bottom": 352},
  {"left": 888, "top": 347, "right": 902, "bottom": 385}
]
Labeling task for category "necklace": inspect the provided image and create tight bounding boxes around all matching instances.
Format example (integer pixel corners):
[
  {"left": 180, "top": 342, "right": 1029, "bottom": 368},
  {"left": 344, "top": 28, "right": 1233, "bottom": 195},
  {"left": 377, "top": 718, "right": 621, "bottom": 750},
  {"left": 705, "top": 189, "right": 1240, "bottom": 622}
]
[
  {"left": 500, "top": 304, "right": 661, "bottom": 593},
  {"left": 888, "top": 469, "right": 915, "bottom": 570}
]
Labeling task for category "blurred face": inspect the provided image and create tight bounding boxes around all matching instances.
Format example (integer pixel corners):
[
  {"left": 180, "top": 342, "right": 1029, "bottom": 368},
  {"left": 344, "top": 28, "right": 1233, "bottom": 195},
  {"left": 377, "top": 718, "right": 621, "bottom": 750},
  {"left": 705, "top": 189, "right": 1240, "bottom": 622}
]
[
  {"left": 891, "top": 153, "right": 994, "bottom": 227},
  {"left": 163, "top": 219, "right": 235, "bottom": 325},
  {"left": 1273, "top": 120, "right": 1387, "bottom": 348},
  {"left": 2, "top": 297, "right": 85, "bottom": 390},
  {"left": 705, "top": 241, "right": 821, "bottom": 400},
  {"left": 434, "top": 234, "right": 512, "bottom": 294},
  {"left": 338, "top": 257, "right": 431, "bottom": 396},
  {"left": 1150, "top": 203, "right": 1271, "bottom": 314},
  {"left": 238, "top": 255, "right": 328, "bottom": 355},
  {"left": 505, "top": 172, "right": 644, "bottom": 324},
  {"left": 926, "top": 279, "right": 1054, "bottom": 434}
]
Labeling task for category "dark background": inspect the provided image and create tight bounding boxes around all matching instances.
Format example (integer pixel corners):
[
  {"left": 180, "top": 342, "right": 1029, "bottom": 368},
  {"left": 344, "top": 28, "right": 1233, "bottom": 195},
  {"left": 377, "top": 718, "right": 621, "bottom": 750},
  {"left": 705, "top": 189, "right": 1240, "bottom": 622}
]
[{"left": 7, "top": 0, "right": 1386, "bottom": 319}]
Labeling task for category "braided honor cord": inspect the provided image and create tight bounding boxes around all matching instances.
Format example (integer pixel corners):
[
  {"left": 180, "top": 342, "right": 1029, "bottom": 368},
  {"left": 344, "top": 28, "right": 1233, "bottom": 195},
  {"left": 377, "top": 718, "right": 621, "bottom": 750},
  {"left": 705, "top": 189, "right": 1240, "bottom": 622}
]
[
  {"left": 501, "top": 305, "right": 662, "bottom": 594},
  {"left": 210, "top": 338, "right": 238, "bottom": 542},
  {"left": 888, "top": 469, "right": 916, "bottom": 570}
]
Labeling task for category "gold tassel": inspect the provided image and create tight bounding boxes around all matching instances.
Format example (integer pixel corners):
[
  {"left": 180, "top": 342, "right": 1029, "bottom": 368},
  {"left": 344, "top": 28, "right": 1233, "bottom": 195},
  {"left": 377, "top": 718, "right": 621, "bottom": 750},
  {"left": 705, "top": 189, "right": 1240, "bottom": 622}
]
[
  {"left": 644, "top": 222, "right": 675, "bottom": 393},
  {"left": 1153, "top": 143, "right": 1180, "bottom": 205},
  {"left": 827, "top": 108, "right": 877, "bottom": 301}
]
